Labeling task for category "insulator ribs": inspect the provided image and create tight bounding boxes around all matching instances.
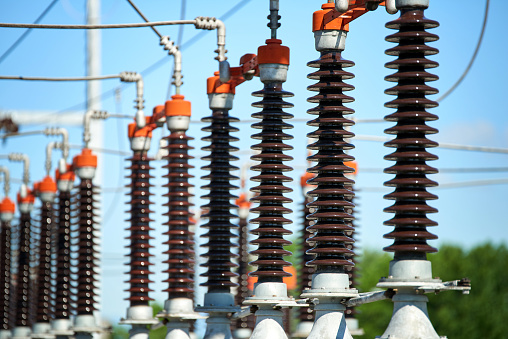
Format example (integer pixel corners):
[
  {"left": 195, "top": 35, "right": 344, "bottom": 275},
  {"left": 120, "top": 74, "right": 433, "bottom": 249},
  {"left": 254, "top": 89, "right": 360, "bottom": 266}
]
[
  {"left": 249, "top": 82, "right": 294, "bottom": 282},
  {"left": 35, "top": 202, "right": 53, "bottom": 323},
  {"left": 125, "top": 153, "right": 154, "bottom": 306},
  {"left": 0, "top": 221, "right": 11, "bottom": 330},
  {"left": 200, "top": 109, "right": 239, "bottom": 292},
  {"left": 76, "top": 179, "right": 99, "bottom": 314},
  {"left": 383, "top": 9, "right": 440, "bottom": 260},
  {"left": 162, "top": 131, "right": 195, "bottom": 299},
  {"left": 14, "top": 213, "right": 32, "bottom": 327},
  {"left": 54, "top": 191, "right": 72, "bottom": 319},
  {"left": 298, "top": 196, "right": 315, "bottom": 322},
  {"left": 234, "top": 215, "right": 253, "bottom": 330},
  {"left": 305, "top": 52, "right": 356, "bottom": 272}
]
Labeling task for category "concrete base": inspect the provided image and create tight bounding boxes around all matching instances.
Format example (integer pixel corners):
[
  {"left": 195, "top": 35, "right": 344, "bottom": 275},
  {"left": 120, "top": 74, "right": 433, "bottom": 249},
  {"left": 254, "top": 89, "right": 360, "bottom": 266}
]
[
  {"left": 0, "top": 330, "right": 12, "bottom": 339},
  {"left": 165, "top": 321, "right": 190, "bottom": 339},
  {"left": 11, "top": 326, "right": 31, "bottom": 339},
  {"left": 32, "top": 322, "right": 53, "bottom": 338},
  {"left": 250, "top": 309, "right": 287, "bottom": 339},
  {"left": 306, "top": 301, "right": 352, "bottom": 339}
]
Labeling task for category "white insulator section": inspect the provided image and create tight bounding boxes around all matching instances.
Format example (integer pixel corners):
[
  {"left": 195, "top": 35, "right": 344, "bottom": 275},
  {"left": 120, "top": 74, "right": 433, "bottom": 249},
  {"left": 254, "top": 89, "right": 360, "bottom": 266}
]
[
  {"left": 335, "top": 0, "right": 349, "bottom": 13},
  {"left": 193, "top": 17, "right": 227, "bottom": 61},
  {"left": 83, "top": 110, "right": 109, "bottom": 148},
  {"left": 0, "top": 166, "right": 10, "bottom": 197},
  {"left": 120, "top": 306, "right": 158, "bottom": 339},
  {"left": 43, "top": 128, "right": 69, "bottom": 161},
  {"left": 160, "top": 36, "right": 183, "bottom": 94},
  {"left": 120, "top": 72, "right": 145, "bottom": 127},
  {"left": 8, "top": 153, "right": 29, "bottom": 185},
  {"left": 396, "top": 0, "right": 429, "bottom": 9},
  {"left": 385, "top": 0, "right": 398, "bottom": 14}
]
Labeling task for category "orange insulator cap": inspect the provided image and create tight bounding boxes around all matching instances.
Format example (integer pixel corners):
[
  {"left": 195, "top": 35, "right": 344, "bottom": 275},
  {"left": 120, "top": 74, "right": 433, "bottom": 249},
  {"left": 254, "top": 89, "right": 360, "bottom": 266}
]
[
  {"left": 38, "top": 176, "right": 57, "bottom": 194},
  {"left": 128, "top": 122, "right": 154, "bottom": 138},
  {"left": 235, "top": 193, "right": 251, "bottom": 209},
  {"left": 17, "top": 188, "right": 35, "bottom": 205},
  {"left": 313, "top": 3, "right": 349, "bottom": 32},
  {"left": 258, "top": 39, "right": 290, "bottom": 65},
  {"left": 165, "top": 95, "right": 191, "bottom": 117},
  {"left": 73, "top": 148, "right": 98, "bottom": 169},
  {"left": 0, "top": 197, "right": 15, "bottom": 214},
  {"left": 247, "top": 266, "right": 297, "bottom": 291},
  {"left": 153, "top": 105, "right": 164, "bottom": 116},
  {"left": 344, "top": 161, "right": 358, "bottom": 175},
  {"left": 55, "top": 164, "right": 76, "bottom": 182},
  {"left": 207, "top": 72, "right": 234, "bottom": 94},
  {"left": 300, "top": 171, "right": 316, "bottom": 188}
]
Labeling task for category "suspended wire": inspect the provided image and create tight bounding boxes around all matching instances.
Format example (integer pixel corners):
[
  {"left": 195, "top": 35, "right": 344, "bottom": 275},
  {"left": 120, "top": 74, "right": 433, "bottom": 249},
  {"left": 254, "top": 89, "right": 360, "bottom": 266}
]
[
  {"left": 166, "top": 0, "right": 187, "bottom": 100},
  {"left": 0, "top": 74, "right": 121, "bottom": 81},
  {"left": 0, "top": 0, "right": 59, "bottom": 65},
  {"left": 359, "top": 178, "right": 508, "bottom": 192},
  {"left": 437, "top": 0, "right": 490, "bottom": 102},
  {"left": 0, "top": 20, "right": 196, "bottom": 29},
  {"left": 125, "top": 0, "right": 162, "bottom": 38}
]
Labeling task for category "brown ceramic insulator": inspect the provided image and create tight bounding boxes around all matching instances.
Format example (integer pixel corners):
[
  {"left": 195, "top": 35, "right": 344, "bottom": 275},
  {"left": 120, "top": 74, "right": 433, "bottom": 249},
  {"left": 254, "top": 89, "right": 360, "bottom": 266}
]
[
  {"left": 344, "top": 185, "right": 359, "bottom": 318},
  {"left": 54, "top": 191, "right": 72, "bottom": 319},
  {"left": 233, "top": 215, "right": 254, "bottom": 331},
  {"left": 0, "top": 221, "right": 12, "bottom": 330},
  {"left": 305, "top": 51, "right": 356, "bottom": 273},
  {"left": 200, "top": 109, "right": 239, "bottom": 292},
  {"left": 14, "top": 212, "right": 33, "bottom": 327},
  {"left": 383, "top": 9, "right": 440, "bottom": 260},
  {"left": 35, "top": 202, "right": 53, "bottom": 323},
  {"left": 75, "top": 179, "right": 99, "bottom": 314},
  {"left": 298, "top": 196, "right": 315, "bottom": 322},
  {"left": 249, "top": 82, "right": 294, "bottom": 282},
  {"left": 125, "top": 153, "right": 155, "bottom": 306},
  {"left": 161, "top": 131, "right": 195, "bottom": 299}
]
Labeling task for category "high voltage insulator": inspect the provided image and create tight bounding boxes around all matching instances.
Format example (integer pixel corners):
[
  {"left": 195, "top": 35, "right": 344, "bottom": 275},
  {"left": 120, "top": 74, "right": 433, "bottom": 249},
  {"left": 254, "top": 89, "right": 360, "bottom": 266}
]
[
  {"left": 32, "top": 176, "right": 57, "bottom": 336},
  {"left": 72, "top": 148, "right": 102, "bottom": 335},
  {"left": 13, "top": 187, "right": 35, "bottom": 337},
  {"left": 0, "top": 196, "right": 15, "bottom": 337},
  {"left": 53, "top": 165, "right": 75, "bottom": 335}
]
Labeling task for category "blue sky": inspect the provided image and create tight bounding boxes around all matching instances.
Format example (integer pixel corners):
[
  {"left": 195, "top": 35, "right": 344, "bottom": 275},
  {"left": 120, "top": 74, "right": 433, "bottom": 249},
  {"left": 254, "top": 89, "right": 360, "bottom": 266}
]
[{"left": 0, "top": 0, "right": 506, "bottom": 327}]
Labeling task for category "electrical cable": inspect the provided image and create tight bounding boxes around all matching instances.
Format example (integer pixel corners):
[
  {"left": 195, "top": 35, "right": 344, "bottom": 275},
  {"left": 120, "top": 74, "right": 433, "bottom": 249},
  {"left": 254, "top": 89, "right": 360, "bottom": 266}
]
[
  {"left": 0, "top": 0, "right": 59, "bottom": 65},
  {"left": 0, "top": 74, "right": 121, "bottom": 81},
  {"left": 0, "top": 20, "right": 197, "bottom": 29},
  {"left": 359, "top": 178, "right": 508, "bottom": 192},
  {"left": 437, "top": 0, "right": 489, "bottom": 102},
  {"left": 125, "top": 0, "right": 162, "bottom": 38}
]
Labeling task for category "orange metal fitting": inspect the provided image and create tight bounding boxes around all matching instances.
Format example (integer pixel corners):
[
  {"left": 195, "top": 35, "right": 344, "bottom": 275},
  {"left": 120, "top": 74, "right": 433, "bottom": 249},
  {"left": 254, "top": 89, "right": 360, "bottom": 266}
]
[
  {"left": 165, "top": 94, "right": 191, "bottom": 117},
  {"left": 313, "top": 1, "right": 380, "bottom": 32},
  {"left": 344, "top": 160, "right": 358, "bottom": 175},
  {"left": 300, "top": 171, "right": 316, "bottom": 188},
  {"left": 154, "top": 105, "right": 164, "bottom": 116},
  {"left": 55, "top": 164, "right": 76, "bottom": 182},
  {"left": 258, "top": 39, "right": 290, "bottom": 65},
  {"left": 128, "top": 121, "right": 155, "bottom": 138},
  {"left": 207, "top": 71, "right": 235, "bottom": 94},
  {"left": 73, "top": 148, "right": 98, "bottom": 169},
  {"left": 0, "top": 197, "right": 15, "bottom": 214},
  {"left": 37, "top": 176, "right": 57, "bottom": 194},
  {"left": 235, "top": 192, "right": 251, "bottom": 209},
  {"left": 17, "top": 188, "right": 35, "bottom": 205}
]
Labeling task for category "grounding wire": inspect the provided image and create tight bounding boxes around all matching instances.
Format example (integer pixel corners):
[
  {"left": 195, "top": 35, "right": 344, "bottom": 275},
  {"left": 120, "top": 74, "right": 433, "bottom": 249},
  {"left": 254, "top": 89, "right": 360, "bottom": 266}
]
[
  {"left": 0, "top": 0, "right": 60, "bottom": 65},
  {"left": 125, "top": 0, "right": 162, "bottom": 38},
  {"left": 437, "top": 0, "right": 490, "bottom": 102}
]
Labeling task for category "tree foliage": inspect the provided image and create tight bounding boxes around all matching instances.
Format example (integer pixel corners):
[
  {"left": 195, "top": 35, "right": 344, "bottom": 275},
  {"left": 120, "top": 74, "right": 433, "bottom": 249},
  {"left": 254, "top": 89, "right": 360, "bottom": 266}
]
[{"left": 356, "top": 243, "right": 508, "bottom": 338}]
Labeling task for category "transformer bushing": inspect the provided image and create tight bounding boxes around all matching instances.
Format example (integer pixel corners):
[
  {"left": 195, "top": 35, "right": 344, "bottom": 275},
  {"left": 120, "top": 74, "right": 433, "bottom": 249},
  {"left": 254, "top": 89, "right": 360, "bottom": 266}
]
[
  {"left": 120, "top": 122, "right": 158, "bottom": 339},
  {"left": 196, "top": 72, "right": 241, "bottom": 339},
  {"left": 343, "top": 162, "right": 363, "bottom": 337},
  {"left": 32, "top": 176, "right": 57, "bottom": 339},
  {"left": 12, "top": 187, "right": 35, "bottom": 339},
  {"left": 0, "top": 195, "right": 15, "bottom": 339},
  {"left": 292, "top": 172, "right": 315, "bottom": 338},
  {"left": 232, "top": 193, "right": 254, "bottom": 339},
  {"left": 299, "top": 3, "right": 365, "bottom": 339},
  {"left": 376, "top": 1, "right": 469, "bottom": 338},
  {"left": 243, "top": 38, "right": 296, "bottom": 339},
  {"left": 52, "top": 166, "right": 76, "bottom": 338},
  {"left": 72, "top": 149, "right": 101, "bottom": 339},
  {"left": 156, "top": 97, "right": 201, "bottom": 339}
]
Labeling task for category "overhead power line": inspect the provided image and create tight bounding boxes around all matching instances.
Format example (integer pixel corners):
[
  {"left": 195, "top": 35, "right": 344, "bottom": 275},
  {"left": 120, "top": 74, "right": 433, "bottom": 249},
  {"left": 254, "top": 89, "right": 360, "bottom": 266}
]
[
  {"left": 0, "top": 20, "right": 197, "bottom": 29},
  {"left": 437, "top": 0, "right": 490, "bottom": 102},
  {"left": 0, "top": 74, "right": 121, "bottom": 81},
  {"left": 125, "top": 0, "right": 162, "bottom": 38},
  {"left": 0, "top": 0, "right": 59, "bottom": 65}
]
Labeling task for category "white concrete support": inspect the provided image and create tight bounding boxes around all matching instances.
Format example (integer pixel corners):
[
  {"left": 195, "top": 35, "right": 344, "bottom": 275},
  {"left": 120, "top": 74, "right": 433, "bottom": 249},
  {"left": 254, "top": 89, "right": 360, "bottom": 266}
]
[
  {"left": 120, "top": 306, "right": 158, "bottom": 339},
  {"left": 11, "top": 326, "right": 30, "bottom": 339},
  {"left": 31, "top": 322, "right": 53, "bottom": 339},
  {"left": 0, "top": 330, "right": 11, "bottom": 339},
  {"left": 157, "top": 298, "right": 201, "bottom": 339},
  {"left": 196, "top": 292, "right": 239, "bottom": 339},
  {"left": 377, "top": 260, "right": 442, "bottom": 339}
]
